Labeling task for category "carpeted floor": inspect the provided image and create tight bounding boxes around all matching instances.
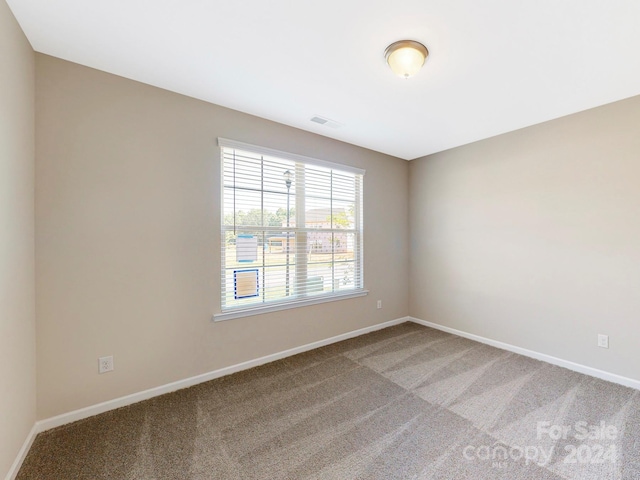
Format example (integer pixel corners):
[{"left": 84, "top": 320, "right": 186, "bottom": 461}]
[{"left": 17, "top": 322, "right": 640, "bottom": 479}]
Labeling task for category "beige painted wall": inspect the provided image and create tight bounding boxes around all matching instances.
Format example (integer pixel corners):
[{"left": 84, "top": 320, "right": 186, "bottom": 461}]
[
  {"left": 0, "top": 0, "right": 35, "bottom": 476},
  {"left": 35, "top": 54, "right": 409, "bottom": 420},
  {"left": 409, "top": 94, "right": 640, "bottom": 380}
]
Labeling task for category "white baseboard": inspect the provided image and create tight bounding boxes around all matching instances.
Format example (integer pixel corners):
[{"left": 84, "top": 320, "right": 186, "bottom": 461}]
[
  {"left": 5, "top": 425, "right": 37, "bottom": 480},
  {"left": 408, "top": 317, "right": 640, "bottom": 391},
  {"left": 34, "top": 316, "right": 409, "bottom": 436}
]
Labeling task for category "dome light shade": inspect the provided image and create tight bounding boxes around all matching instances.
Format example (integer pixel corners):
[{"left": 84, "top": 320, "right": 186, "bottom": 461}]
[{"left": 384, "top": 40, "right": 429, "bottom": 79}]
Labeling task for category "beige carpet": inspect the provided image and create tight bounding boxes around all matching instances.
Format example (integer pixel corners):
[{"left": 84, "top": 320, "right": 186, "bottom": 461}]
[{"left": 17, "top": 323, "right": 640, "bottom": 479}]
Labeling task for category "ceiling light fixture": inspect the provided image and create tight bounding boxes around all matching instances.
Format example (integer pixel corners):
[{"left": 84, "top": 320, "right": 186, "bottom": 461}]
[{"left": 384, "top": 40, "right": 429, "bottom": 79}]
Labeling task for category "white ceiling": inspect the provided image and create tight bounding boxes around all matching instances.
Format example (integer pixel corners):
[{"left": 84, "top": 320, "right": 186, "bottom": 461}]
[{"left": 7, "top": 0, "right": 640, "bottom": 160}]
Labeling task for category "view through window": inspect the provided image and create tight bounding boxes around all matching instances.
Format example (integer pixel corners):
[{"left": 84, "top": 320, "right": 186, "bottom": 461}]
[{"left": 220, "top": 139, "right": 364, "bottom": 313}]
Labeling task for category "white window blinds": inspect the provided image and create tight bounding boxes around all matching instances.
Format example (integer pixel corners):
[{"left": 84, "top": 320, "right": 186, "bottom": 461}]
[{"left": 219, "top": 138, "right": 364, "bottom": 314}]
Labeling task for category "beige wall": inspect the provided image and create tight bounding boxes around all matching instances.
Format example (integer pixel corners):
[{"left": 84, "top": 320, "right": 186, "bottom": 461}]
[
  {"left": 35, "top": 54, "right": 409, "bottom": 419},
  {"left": 409, "top": 95, "right": 640, "bottom": 380},
  {"left": 0, "top": 0, "right": 35, "bottom": 476}
]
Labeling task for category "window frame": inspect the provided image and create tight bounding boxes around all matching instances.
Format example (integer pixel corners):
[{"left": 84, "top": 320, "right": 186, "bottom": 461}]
[{"left": 214, "top": 138, "right": 367, "bottom": 322}]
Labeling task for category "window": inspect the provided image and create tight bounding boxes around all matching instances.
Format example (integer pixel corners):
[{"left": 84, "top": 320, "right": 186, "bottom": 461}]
[{"left": 216, "top": 138, "right": 365, "bottom": 320}]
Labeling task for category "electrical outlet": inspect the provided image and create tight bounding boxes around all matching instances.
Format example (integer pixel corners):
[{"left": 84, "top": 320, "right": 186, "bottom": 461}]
[
  {"left": 597, "top": 334, "right": 609, "bottom": 349},
  {"left": 377, "top": 300, "right": 382, "bottom": 309},
  {"left": 99, "top": 355, "right": 114, "bottom": 374}
]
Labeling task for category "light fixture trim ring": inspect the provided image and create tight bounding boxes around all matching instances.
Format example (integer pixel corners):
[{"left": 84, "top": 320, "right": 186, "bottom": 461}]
[
  {"left": 384, "top": 40, "right": 429, "bottom": 78},
  {"left": 384, "top": 40, "right": 429, "bottom": 62}
]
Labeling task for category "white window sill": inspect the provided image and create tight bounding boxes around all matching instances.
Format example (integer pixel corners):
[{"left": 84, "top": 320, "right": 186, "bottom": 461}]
[{"left": 212, "top": 289, "right": 369, "bottom": 322}]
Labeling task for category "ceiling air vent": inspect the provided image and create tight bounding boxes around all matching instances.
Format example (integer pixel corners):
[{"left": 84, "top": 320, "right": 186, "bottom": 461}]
[{"left": 310, "top": 116, "right": 344, "bottom": 129}]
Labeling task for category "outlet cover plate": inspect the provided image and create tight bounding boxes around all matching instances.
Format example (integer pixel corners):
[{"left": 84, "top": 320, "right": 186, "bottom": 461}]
[
  {"left": 99, "top": 355, "right": 114, "bottom": 373},
  {"left": 597, "top": 334, "right": 609, "bottom": 349}
]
